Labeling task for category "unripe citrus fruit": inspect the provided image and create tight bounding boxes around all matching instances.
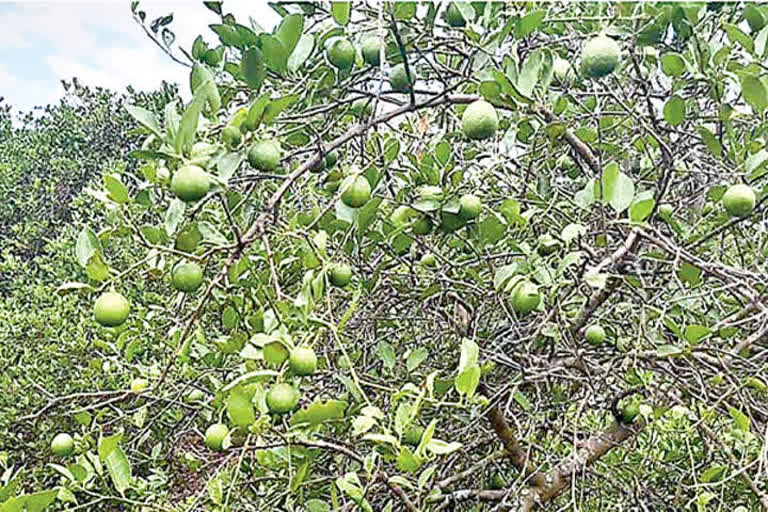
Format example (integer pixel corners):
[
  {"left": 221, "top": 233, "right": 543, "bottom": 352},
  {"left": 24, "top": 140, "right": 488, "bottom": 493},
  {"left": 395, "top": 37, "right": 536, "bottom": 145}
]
[
  {"left": 444, "top": 3, "right": 467, "bottom": 27},
  {"left": 361, "top": 36, "right": 382, "bottom": 66},
  {"left": 204, "top": 423, "right": 229, "bottom": 451},
  {"left": 171, "top": 165, "right": 210, "bottom": 202},
  {"left": 94, "top": 291, "right": 130, "bottom": 327},
  {"left": 458, "top": 194, "right": 482, "bottom": 220},
  {"left": 584, "top": 324, "right": 606, "bottom": 346},
  {"left": 461, "top": 100, "right": 498, "bottom": 140},
  {"left": 327, "top": 37, "right": 355, "bottom": 70},
  {"left": 510, "top": 280, "right": 540, "bottom": 315},
  {"left": 51, "top": 433, "right": 74, "bottom": 457},
  {"left": 389, "top": 63, "right": 418, "bottom": 92},
  {"left": 580, "top": 35, "right": 621, "bottom": 78},
  {"left": 130, "top": 378, "right": 149, "bottom": 393},
  {"left": 722, "top": 184, "right": 756, "bottom": 217},
  {"left": 266, "top": 383, "right": 299, "bottom": 414},
  {"left": 263, "top": 341, "right": 289, "bottom": 366},
  {"left": 620, "top": 402, "right": 639, "bottom": 424},
  {"left": 553, "top": 57, "right": 575, "bottom": 84},
  {"left": 172, "top": 262, "right": 204, "bottom": 293},
  {"left": 248, "top": 139, "right": 281, "bottom": 172},
  {"left": 222, "top": 125, "right": 242, "bottom": 148},
  {"left": 412, "top": 215, "right": 433, "bottom": 235},
  {"left": 439, "top": 212, "right": 466, "bottom": 233},
  {"left": 536, "top": 234, "right": 561, "bottom": 256},
  {"left": 404, "top": 425, "right": 424, "bottom": 446},
  {"left": 289, "top": 346, "right": 318, "bottom": 376},
  {"left": 420, "top": 253, "right": 437, "bottom": 267},
  {"left": 330, "top": 263, "right": 352, "bottom": 287},
  {"left": 341, "top": 176, "right": 371, "bottom": 208}
]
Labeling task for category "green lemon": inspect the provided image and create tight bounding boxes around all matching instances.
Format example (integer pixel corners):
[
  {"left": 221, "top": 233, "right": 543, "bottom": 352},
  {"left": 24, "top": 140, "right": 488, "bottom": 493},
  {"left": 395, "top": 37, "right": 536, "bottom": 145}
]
[
  {"left": 248, "top": 139, "right": 282, "bottom": 172},
  {"left": 553, "top": 57, "right": 575, "bottom": 84},
  {"left": 420, "top": 253, "right": 437, "bottom": 267},
  {"left": 172, "top": 262, "right": 204, "bottom": 293},
  {"left": 361, "top": 36, "right": 382, "bottom": 66},
  {"left": 289, "top": 346, "right": 318, "bottom": 376},
  {"left": 580, "top": 35, "right": 621, "bottom": 78},
  {"left": 390, "top": 205, "right": 418, "bottom": 226},
  {"left": 330, "top": 263, "right": 352, "bottom": 288},
  {"left": 510, "top": 280, "right": 540, "bottom": 315},
  {"left": 341, "top": 176, "right": 371, "bottom": 208},
  {"left": 130, "top": 378, "right": 149, "bottom": 394},
  {"left": 458, "top": 194, "right": 482, "bottom": 220},
  {"left": 263, "top": 341, "right": 289, "bottom": 366},
  {"left": 412, "top": 215, "right": 433, "bottom": 235},
  {"left": 722, "top": 184, "right": 756, "bottom": 217},
  {"left": 171, "top": 165, "right": 210, "bottom": 202},
  {"left": 584, "top": 324, "right": 606, "bottom": 346},
  {"left": 389, "top": 63, "right": 418, "bottom": 92},
  {"left": 222, "top": 125, "right": 242, "bottom": 148},
  {"left": 461, "top": 100, "right": 499, "bottom": 140},
  {"left": 51, "top": 433, "right": 74, "bottom": 457},
  {"left": 536, "top": 234, "right": 561, "bottom": 256},
  {"left": 403, "top": 425, "right": 424, "bottom": 446},
  {"left": 266, "top": 383, "right": 300, "bottom": 414},
  {"left": 444, "top": 3, "right": 467, "bottom": 27},
  {"left": 175, "top": 224, "right": 202, "bottom": 253},
  {"left": 94, "top": 291, "right": 130, "bottom": 327},
  {"left": 620, "top": 402, "right": 639, "bottom": 424},
  {"left": 439, "top": 212, "right": 466, "bottom": 233},
  {"left": 204, "top": 423, "right": 229, "bottom": 451},
  {"left": 328, "top": 37, "right": 356, "bottom": 69}
]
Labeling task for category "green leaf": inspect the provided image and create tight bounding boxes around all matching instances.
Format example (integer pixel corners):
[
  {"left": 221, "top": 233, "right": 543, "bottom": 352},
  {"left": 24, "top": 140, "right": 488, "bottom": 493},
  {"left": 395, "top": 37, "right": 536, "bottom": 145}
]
[
  {"left": 394, "top": 2, "right": 417, "bottom": 20},
  {"left": 305, "top": 500, "right": 330, "bottom": 512},
  {"left": 377, "top": 341, "right": 396, "bottom": 370},
  {"left": 656, "top": 344, "right": 683, "bottom": 358},
  {"left": 176, "top": 88, "right": 207, "bottom": 155},
  {"left": 275, "top": 14, "right": 304, "bottom": 56},
  {"left": 291, "top": 399, "right": 347, "bottom": 427},
  {"left": 105, "top": 446, "right": 132, "bottom": 495},
  {"left": 478, "top": 215, "right": 507, "bottom": 245},
  {"left": 288, "top": 33, "right": 315, "bottom": 72},
  {"left": 75, "top": 227, "right": 102, "bottom": 268},
  {"left": 697, "top": 126, "right": 722, "bottom": 157},
  {"left": 660, "top": 53, "right": 686, "bottom": 77},
  {"left": 260, "top": 35, "right": 288, "bottom": 74},
  {"left": 85, "top": 252, "right": 110, "bottom": 282},
  {"left": 729, "top": 406, "right": 751, "bottom": 432},
  {"left": 515, "top": 9, "right": 545, "bottom": 39},
  {"left": 331, "top": 2, "right": 351, "bottom": 25},
  {"left": 227, "top": 386, "right": 256, "bottom": 427},
  {"left": 455, "top": 365, "right": 480, "bottom": 398},
  {"left": 741, "top": 74, "right": 768, "bottom": 113},
  {"left": 55, "top": 281, "right": 95, "bottom": 295},
  {"left": 103, "top": 174, "right": 129, "bottom": 204},
  {"left": 663, "top": 95, "right": 686, "bottom": 126},
  {"left": 601, "top": 162, "right": 635, "bottom": 213},
  {"left": 241, "top": 47, "right": 265, "bottom": 90},
  {"left": 99, "top": 431, "right": 124, "bottom": 461},
  {"left": 263, "top": 94, "right": 299, "bottom": 123},
  {"left": 678, "top": 262, "right": 701, "bottom": 286},
  {"left": 125, "top": 104, "right": 163, "bottom": 138},
  {"left": 629, "top": 190, "right": 655, "bottom": 222},
  {"left": 406, "top": 347, "right": 428, "bottom": 372},
  {"left": 700, "top": 465, "right": 727, "bottom": 483},
  {"left": 724, "top": 23, "right": 754, "bottom": 53},
  {"left": 684, "top": 324, "right": 711, "bottom": 345},
  {"left": 396, "top": 447, "right": 422, "bottom": 473},
  {"left": 198, "top": 221, "right": 229, "bottom": 245}
]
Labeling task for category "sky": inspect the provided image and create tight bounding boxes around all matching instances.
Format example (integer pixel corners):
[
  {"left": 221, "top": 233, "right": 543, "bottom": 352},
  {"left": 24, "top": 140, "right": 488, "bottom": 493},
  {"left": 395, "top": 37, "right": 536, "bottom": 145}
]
[{"left": 0, "top": 1, "right": 280, "bottom": 113}]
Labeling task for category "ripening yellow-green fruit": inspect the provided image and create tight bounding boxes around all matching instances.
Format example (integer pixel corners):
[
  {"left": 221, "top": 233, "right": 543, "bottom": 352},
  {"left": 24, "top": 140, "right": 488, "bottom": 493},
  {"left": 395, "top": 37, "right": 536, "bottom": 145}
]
[
  {"left": 389, "top": 63, "right": 418, "bottom": 92},
  {"left": 266, "top": 383, "right": 300, "bottom": 414},
  {"left": 361, "top": 36, "right": 382, "bottom": 66},
  {"left": 51, "top": 433, "right": 74, "bottom": 457},
  {"left": 204, "top": 423, "right": 229, "bottom": 451},
  {"left": 94, "top": 291, "right": 130, "bottom": 327},
  {"left": 461, "top": 100, "right": 498, "bottom": 140},
  {"left": 510, "top": 280, "right": 540, "bottom": 315},
  {"left": 330, "top": 263, "right": 352, "bottom": 287},
  {"left": 721, "top": 184, "right": 756, "bottom": 218},
  {"left": 341, "top": 176, "right": 371, "bottom": 208},
  {"left": 171, "top": 262, "right": 204, "bottom": 293},
  {"left": 248, "top": 139, "right": 282, "bottom": 172},
  {"left": 327, "top": 37, "right": 356, "bottom": 69},
  {"left": 289, "top": 346, "right": 318, "bottom": 376},
  {"left": 580, "top": 35, "right": 621, "bottom": 78}
]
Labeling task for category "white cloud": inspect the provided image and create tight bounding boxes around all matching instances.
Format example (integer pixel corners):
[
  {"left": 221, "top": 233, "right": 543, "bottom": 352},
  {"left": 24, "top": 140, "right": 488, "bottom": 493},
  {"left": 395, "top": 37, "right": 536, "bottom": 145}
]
[{"left": 1, "top": 1, "right": 280, "bottom": 111}]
